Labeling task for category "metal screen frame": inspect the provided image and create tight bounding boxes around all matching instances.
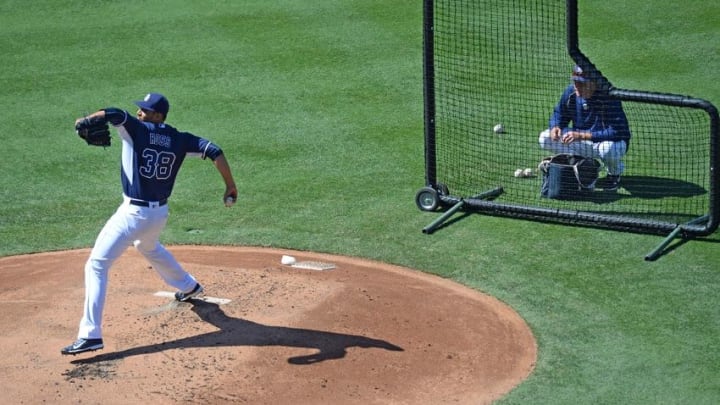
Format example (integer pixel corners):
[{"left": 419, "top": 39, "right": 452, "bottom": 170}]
[{"left": 419, "top": 0, "right": 719, "bottom": 239}]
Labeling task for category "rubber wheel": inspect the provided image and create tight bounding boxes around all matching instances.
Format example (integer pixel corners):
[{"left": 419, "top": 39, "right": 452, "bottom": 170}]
[{"left": 415, "top": 187, "right": 440, "bottom": 211}]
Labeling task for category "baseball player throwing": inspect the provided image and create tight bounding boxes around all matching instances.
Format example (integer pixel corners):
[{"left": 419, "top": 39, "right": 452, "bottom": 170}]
[{"left": 61, "top": 93, "right": 238, "bottom": 355}]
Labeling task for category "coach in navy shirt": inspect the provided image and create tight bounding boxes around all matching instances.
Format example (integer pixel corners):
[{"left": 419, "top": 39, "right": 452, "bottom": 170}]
[{"left": 539, "top": 65, "right": 631, "bottom": 190}]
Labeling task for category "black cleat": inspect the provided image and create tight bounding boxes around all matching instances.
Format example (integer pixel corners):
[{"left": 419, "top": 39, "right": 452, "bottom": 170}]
[
  {"left": 603, "top": 175, "right": 621, "bottom": 191},
  {"left": 174, "top": 283, "right": 204, "bottom": 302},
  {"left": 61, "top": 338, "right": 104, "bottom": 355}
]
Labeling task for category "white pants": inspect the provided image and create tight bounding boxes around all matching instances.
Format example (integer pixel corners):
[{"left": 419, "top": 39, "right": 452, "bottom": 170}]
[
  {"left": 78, "top": 198, "right": 198, "bottom": 339},
  {"left": 538, "top": 129, "right": 626, "bottom": 176}
]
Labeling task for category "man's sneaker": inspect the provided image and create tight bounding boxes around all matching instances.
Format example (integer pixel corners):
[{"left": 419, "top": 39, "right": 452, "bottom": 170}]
[
  {"left": 604, "top": 175, "right": 621, "bottom": 191},
  {"left": 60, "top": 338, "right": 104, "bottom": 355},
  {"left": 175, "top": 283, "right": 204, "bottom": 302}
]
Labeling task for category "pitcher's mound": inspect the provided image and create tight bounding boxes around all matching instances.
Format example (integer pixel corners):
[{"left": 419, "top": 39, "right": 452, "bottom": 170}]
[{"left": 0, "top": 246, "right": 536, "bottom": 404}]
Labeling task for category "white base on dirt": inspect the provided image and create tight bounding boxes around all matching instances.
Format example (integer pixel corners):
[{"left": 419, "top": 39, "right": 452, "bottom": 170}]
[
  {"left": 290, "top": 261, "right": 337, "bottom": 271},
  {"left": 281, "top": 255, "right": 336, "bottom": 271}
]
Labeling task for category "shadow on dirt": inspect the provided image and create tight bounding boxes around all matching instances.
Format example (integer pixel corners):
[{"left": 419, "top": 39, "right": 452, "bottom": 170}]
[{"left": 70, "top": 300, "right": 404, "bottom": 367}]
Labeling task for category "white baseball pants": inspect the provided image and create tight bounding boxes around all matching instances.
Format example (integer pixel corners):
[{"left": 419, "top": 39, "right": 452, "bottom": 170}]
[
  {"left": 77, "top": 197, "right": 198, "bottom": 339},
  {"left": 538, "top": 129, "right": 626, "bottom": 176}
]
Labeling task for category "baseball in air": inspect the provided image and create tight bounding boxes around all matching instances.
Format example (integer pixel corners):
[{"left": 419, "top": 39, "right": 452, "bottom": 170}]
[{"left": 493, "top": 124, "right": 505, "bottom": 134}]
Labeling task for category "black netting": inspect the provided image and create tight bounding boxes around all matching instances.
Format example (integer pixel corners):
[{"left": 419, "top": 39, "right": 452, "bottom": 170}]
[{"left": 424, "top": 0, "right": 718, "bottom": 235}]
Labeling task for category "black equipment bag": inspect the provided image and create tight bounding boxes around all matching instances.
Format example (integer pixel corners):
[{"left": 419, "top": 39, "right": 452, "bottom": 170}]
[{"left": 539, "top": 154, "right": 601, "bottom": 200}]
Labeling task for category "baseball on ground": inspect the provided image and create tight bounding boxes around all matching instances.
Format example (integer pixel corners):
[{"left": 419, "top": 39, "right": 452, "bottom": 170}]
[
  {"left": 493, "top": 124, "right": 505, "bottom": 134},
  {"left": 281, "top": 255, "right": 297, "bottom": 265}
]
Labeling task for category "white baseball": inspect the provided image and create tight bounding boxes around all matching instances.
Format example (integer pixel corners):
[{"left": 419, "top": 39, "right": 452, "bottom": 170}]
[
  {"left": 281, "top": 255, "right": 296, "bottom": 265},
  {"left": 224, "top": 196, "right": 236, "bottom": 207},
  {"left": 514, "top": 169, "right": 524, "bottom": 178},
  {"left": 493, "top": 124, "right": 505, "bottom": 134},
  {"left": 523, "top": 168, "right": 533, "bottom": 177}
]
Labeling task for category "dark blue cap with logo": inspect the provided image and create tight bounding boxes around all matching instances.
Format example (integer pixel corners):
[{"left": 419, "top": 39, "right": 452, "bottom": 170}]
[
  {"left": 571, "top": 65, "right": 593, "bottom": 83},
  {"left": 134, "top": 93, "right": 170, "bottom": 115}
]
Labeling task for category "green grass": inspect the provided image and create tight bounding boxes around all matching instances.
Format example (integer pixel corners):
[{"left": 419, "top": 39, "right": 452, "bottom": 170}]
[{"left": 0, "top": 0, "right": 718, "bottom": 403}]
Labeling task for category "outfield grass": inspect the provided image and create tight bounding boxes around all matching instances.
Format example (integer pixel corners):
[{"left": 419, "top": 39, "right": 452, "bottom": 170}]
[{"left": 0, "top": 1, "right": 718, "bottom": 403}]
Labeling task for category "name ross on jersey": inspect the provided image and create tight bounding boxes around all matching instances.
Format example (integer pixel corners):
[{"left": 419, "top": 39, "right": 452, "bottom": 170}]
[{"left": 149, "top": 132, "right": 172, "bottom": 148}]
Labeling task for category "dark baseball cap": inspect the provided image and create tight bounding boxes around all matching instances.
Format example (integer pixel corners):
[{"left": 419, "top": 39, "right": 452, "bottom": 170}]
[
  {"left": 571, "top": 65, "right": 593, "bottom": 83},
  {"left": 134, "top": 93, "right": 170, "bottom": 115}
]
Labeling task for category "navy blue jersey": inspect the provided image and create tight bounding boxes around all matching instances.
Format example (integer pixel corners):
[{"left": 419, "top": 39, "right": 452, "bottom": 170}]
[
  {"left": 103, "top": 108, "right": 222, "bottom": 201},
  {"left": 549, "top": 85, "right": 631, "bottom": 145}
]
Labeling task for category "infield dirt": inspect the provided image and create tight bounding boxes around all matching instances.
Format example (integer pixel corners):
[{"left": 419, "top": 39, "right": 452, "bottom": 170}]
[{"left": 0, "top": 246, "right": 536, "bottom": 404}]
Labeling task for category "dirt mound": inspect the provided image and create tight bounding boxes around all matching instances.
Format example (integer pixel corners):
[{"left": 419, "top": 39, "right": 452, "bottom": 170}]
[{"left": 0, "top": 246, "right": 536, "bottom": 404}]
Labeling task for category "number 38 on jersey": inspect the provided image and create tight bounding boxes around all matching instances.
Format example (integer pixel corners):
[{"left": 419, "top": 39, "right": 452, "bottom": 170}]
[{"left": 140, "top": 148, "right": 177, "bottom": 180}]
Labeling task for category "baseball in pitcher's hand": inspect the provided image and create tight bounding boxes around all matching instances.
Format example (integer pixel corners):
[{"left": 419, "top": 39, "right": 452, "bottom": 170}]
[{"left": 224, "top": 185, "right": 238, "bottom": 207}]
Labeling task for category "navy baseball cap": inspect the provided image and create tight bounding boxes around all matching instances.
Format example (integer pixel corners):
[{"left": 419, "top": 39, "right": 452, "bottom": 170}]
[
  {"left": 571, "top": 65, "right": 592, "bottom": 83},
  {"left": 134, "top": 93, "right": 170, "bottom": 115}
]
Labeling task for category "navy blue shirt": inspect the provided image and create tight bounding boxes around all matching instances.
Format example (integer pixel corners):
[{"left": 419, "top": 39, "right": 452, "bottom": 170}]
[
  {"left": 103, "top": 108, "right": 222, "bottom": 202},
  {"left": 549, "top": 85, "right": 631, "bottom": 146}
]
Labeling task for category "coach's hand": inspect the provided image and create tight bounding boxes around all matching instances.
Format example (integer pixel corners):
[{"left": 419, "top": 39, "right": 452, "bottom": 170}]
[
  {"left": 561, "top": 131, "right": 589, "bottom": 144},
  {"left": 550, "top": 126, "right": 562, "bottom": 141}
]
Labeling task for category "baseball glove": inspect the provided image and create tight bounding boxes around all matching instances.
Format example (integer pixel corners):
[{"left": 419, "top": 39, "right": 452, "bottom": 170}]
[{"left": 75, "top": 116, "right": 111, "bottom": 147}]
